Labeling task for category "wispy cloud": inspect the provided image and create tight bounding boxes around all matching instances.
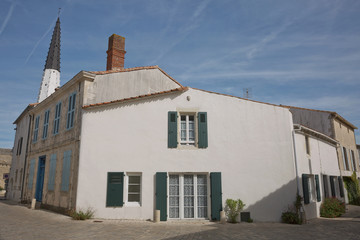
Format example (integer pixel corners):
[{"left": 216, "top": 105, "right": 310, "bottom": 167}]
[
  {"left": 246, "top": 20, "right": 293, "bottom": 60},
  {"left": 0, "top": 0, "right": 16, "bottom": 36},
  {"left": 149, "top": 0, "right": 211, "bottom": 64},
  {"left": 24, "top": 16, "right": 58, "bottom": 64}
]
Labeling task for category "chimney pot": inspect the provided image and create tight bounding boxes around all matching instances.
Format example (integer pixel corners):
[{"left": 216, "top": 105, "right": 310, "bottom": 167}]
[{"left": 106, "top": 34, "right": 126, "bottom": 70}]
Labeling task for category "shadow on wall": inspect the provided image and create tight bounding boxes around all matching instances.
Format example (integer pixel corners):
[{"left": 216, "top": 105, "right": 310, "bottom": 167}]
[{"left": 244, "top": 179, "right": 298, "bottom": 222}]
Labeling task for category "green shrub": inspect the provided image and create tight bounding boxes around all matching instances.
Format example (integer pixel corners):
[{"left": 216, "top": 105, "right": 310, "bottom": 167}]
[
  {"left": 320, "top": 198, "right": 345, "bottom": 218},
  {"left": 0, "top": 186, "right": 4, "bottom": 191},
  {"left": 224, "top": 199, "right": 245, "bottom": 223},
  {"left": 69, "top": 208, "right": 94, "bottom": 220},
  {"left": 281, "top": 211, "right": 300, "bottom": 224},
  {"left": 343, "top": 172, "right": 360, "bottom": 205}
]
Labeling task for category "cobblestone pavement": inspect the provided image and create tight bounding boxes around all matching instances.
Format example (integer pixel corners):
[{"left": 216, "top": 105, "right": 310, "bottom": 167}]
[{"left": 1, "top": 200, "right": 360, "bottom": 240}]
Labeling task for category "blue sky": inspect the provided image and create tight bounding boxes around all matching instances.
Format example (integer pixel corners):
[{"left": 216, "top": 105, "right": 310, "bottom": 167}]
[{"left": 0, "top": 0, "right": 359, "bottom": 148}]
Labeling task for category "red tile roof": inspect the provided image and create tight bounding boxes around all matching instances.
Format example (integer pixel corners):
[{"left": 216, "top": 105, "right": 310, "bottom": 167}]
[{"left": 83, "top": 87, "right": 188, "bottom": 109}]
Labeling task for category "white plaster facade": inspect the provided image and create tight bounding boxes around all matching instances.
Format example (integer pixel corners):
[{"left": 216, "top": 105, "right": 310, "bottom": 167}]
[
  {"left": 294, "top": 124, "right": 342, "bottom": 220},
  {"left": 76, "top": 87, "right": 297, "bottom": 222}
]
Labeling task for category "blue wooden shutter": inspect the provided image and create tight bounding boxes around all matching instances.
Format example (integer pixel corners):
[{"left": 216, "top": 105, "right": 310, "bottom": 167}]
[
  {"left": 48, "top": 154, "right": 57, "bottom": 191},
  {"left": 61, "top": 150, "right": 71, "bottom": 191},
  {"left": 28, "top": 159, "right": 35, "bottom": 189},
  {"left": 210, "top": 172, "right": 222, "bottom": 221},
  {"left": 338, "top": 176, "right": 344, "bottom": 198},
  {"left": 168, "top": 112, "right": 177, "bottom": 148},
  {"left": 106, "top": 172, "right": 124, "bottom": 207},
  {"left": 330, "top": 176, "right": 336, "bottom": 197},
  {"left": 198, "top": 112, "right": 208, "bottom": 148},
  {"left": 156, "top": 172, "right": 167, "bottom": 221},
  {"left": 302, "top": 174, "right": 310, "bottom": 204},
  {"left": 315, "top": 175, "right": 321, "bottom": 202}
]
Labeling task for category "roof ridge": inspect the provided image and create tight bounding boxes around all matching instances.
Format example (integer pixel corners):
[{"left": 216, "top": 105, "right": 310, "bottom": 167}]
[
  {"left": 90, "top": 65, "right": 159, "bottom": 75},
  {"left": 190, "top": 87, "right": 281, "bottom": 107}
]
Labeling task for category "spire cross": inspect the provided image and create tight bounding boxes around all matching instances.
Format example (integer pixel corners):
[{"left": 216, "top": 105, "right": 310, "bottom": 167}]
[{"left": 58, "top": 8, "right": 61, "bottom": 17}]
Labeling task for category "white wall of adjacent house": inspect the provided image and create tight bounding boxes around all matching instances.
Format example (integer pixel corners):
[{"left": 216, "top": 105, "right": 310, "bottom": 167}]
[
  {"left": 76, "top": 88, "right": 297, "bottom": 222},
  {"left": 295, "top": 131, "right": 340, "bottom": 220},
  {"left": 8, "top": 115, "right": 31, "bottom": 201}
]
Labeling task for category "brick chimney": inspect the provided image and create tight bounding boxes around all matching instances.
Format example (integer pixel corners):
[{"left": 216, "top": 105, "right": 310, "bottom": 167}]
[{"left": 106, "top": 34, "right": 126, "bottom": 70}]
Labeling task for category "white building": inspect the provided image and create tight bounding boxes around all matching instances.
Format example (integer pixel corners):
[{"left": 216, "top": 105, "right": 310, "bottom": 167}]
[
  {"left": 294, "top": 124, "right": 344, "bottom": 219},
  {"left": 18, "top": 34, "right": 300, "bottom": 222},
  {"left": 76, "top": 84, "right": 297, "bottom": 222}
]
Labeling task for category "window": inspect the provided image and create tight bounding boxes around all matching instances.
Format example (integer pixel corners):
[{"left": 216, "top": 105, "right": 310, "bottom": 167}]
[
  {"left": 66, "top": 92, "right": 76, "bottom": 129},
  {"left": 342, "top": 147, "right": 350, "bottom": 171},
  {"left": 61, "top": 150, "right": 71, "bottom": 191},
  {"left": 48, "top": 154, "right": 57, "bottom": 191},
  {"left": 168, "top": 111, "right": 208, "bottom": 148},
  {"left": 181, "top": 114, "right": 195, "bottom": 145},
  {"left": 53, "top": 102, "right": 62, "bottom": 135},
  {"left": 350, "top": 150, "right": 357, "bottom": 171},
  {"left": 322, "top": 175, "right": 329, "bottom": 198},
  {"left": 33, "top": 115, "right": 40, "bottom": 142},
  {"left": 126, "top": 174, "right": 141, "bottom": 205},
  {"left": 302, "top": 174, "right": 320, "bottom": 204},
  {"left": 168, "top": 174, "right": 208, "bottom": 219},
  {"left": 16, "top": 137, "right": 23, "bottom": 155},
  {"left": 42, "top": 109, "right": 50, "bottom": 139},
  {"left": 305, "top": 136, "right": 310, "bottom": 155}
]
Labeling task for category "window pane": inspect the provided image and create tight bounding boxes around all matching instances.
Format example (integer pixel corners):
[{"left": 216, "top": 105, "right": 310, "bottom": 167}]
[
  {"left": 169, "top": 175, "right": 179, "bottom": 218},
  {"left": 129, "top": 176, "right": 140, "bottom": 184},
  {"left": 128, "top": 193, "right": 140, "bottom": 202},
  {"left": 129, "top": 185, "right": 140, "bottom": 193}
]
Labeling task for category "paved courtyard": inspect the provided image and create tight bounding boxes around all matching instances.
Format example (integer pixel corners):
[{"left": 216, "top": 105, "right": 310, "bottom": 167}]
[{"left": 1, "top": 200, "right": 360, "bottom": 240}]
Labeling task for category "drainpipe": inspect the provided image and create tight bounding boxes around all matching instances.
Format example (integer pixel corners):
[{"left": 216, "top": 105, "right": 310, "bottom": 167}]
[
  {"left": 20, "top": 114, "right": 33, "bottom": 201},
  {"left": 292, "top": 125, "right": 300, "bottom": 195}
]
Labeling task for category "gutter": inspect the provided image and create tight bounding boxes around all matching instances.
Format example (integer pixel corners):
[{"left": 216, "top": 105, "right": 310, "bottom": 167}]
[{"left": 292, "top": 126, "right": 300, "bottom": 195}]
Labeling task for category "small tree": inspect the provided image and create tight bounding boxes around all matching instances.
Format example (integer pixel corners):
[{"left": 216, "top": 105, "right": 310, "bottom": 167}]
[{"left": 224, "top": 199, "right": 245, "bottom": 223}]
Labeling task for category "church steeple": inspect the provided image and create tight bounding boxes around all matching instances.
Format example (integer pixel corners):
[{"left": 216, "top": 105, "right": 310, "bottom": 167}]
[
  {"left": 44, "top": 17, "right": 61, "bottom": 72},
  {"left": 37, "top": 16, "right": 61, "bottom": 103}
]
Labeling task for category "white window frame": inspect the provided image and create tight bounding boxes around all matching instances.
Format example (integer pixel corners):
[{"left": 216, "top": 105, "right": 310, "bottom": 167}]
[
  {"left": 308, "top": 175, "right": 316, "bottom": 203},
  {"left": 124, "top": 173, "right": 142, "bottom": 207},
  {"left": 179, "top": 113, "right": 196, "bottom": 146},
  {"left": 167, "top": 173, "right": 209, "bottom": 220}
]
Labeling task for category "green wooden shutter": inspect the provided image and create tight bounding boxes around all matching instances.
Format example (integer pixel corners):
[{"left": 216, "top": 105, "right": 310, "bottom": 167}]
[
  {"left": 168, "top": 112, "right": 177, "bottom": 148},
  {"left": 106, "top": 172, "right": 124, "bottom": 207},
  {"left": 210, "top": 172, "right": 222, "bottom": 221},
  {"left": 198, "top": 112, "right": 208, "bottom": 148},
  {"left": 156, "top": 172, "right": 167, "bottom": 221},
  {"left": 315, "top": 175, "right": 321, "bottom": 202},
  {"left": 302, "top": 174, "right": 310, "bottom": 204},
  {"left": 330, "top": 176, "right": 336, "bottom": 197},
  {"left": 338, "top": 176, "right": 344, "bottom": 198}
]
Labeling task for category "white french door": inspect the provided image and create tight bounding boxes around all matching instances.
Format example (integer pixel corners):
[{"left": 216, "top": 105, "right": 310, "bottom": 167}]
[{"left": 168, "top": 174, "right": 208, "bottom": 219}]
